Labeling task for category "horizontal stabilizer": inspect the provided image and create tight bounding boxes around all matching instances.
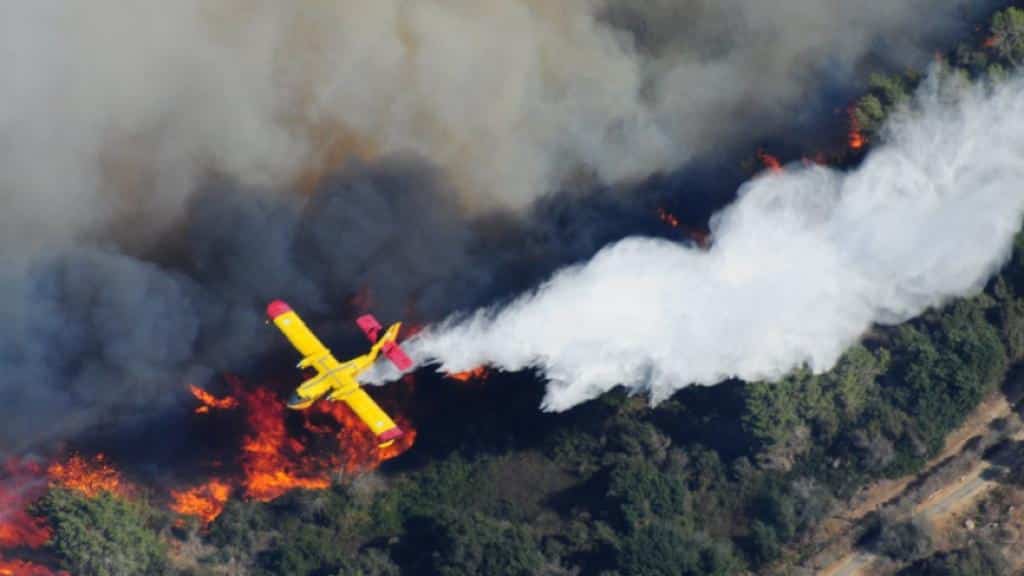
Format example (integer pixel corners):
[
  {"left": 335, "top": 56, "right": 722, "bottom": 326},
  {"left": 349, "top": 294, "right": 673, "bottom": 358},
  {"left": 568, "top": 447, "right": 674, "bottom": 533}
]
[
  {"left": 356, "top": 314, "right": 382, "bottom": 342},
  {"left": 381, "top": 341, "right": 414, "bottom": 371}
]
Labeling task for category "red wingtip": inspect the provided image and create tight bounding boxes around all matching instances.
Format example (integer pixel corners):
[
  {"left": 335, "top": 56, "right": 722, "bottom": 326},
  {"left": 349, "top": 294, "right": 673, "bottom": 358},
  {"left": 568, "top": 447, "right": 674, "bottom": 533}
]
[
  {"left": 266, "top": 300, "right": 292, "bottom": 319},
  {"left": 378, "top": 427, "right": 404, "bottom": 442}
]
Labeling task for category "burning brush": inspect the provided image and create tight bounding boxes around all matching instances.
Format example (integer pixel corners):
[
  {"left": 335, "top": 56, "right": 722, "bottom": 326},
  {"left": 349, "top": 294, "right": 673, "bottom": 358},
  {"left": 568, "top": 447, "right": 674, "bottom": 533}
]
[
  {"left": 0, "top": 454, "right": 128, "bottom": 575},
  {"left": 171, "top": 375, "right": 416, "bottom": 525}
]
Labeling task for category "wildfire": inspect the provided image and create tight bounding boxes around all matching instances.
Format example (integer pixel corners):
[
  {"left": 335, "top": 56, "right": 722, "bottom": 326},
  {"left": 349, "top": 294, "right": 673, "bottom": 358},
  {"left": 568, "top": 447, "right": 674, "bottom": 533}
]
[
  {"left": 2, "top": 373, "right": 418, "bottom": 541},
  {"left": 240, "top": 386, "right": 332, "bottom": 501},
  {"left": 0, "top": 559, "right": 65, "bottom": 576},
  {"left": 657, "top": 208, "right": 680, "bottom": 229},
  {"left": 307, "top": 401, "right": 417, "bottom": 470},
  {"left": 170, "top": 375, "right": 418, "bottom": 524},
  {"left": 847, "top": 111, "right": 866, "bottom": 150},
  {"left": 0, "top": 459, "right": 66, "bottom": 575},
  {"left": 447, "top": 366, "right": 491, "bottom": 383},
  {"left": 983, "top": 35, "right": 997, "bottom": 49},
  {"left": 0, "top": 459, "right": 50, "bottom": 550},
  {"left": 227, "top": 375, "right": 415, "bottom": 503},
  {"left": 189, "top": 384, "right": 239, "bottom": 414},
  {"left": 656, "top": 207, "right": 712, "bottom": 249},
  {"left": 757, "top": 149, "right": 783, "bottom": 173},
  {"left": 2, "top": 454, "right": 131, "bottom": 571},
  {"left": 170, "top": 479, "right": 232, "bottom": 525},
  {"left": 47, "top": 454, "right": 125, "bottom": 498}
]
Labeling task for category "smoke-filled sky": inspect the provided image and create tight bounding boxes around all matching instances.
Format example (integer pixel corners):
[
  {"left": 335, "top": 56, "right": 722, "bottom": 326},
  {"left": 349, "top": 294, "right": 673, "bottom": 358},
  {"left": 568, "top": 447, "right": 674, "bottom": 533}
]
[
  {"left": 0, "top": 0, "right": 1009, "bottom": 453},
  {"left": 393, "top": 72, "right": 1024, "bottom": 411},
  {"left": 0, "top": 0, "right": 1000, "bottom": 257}
]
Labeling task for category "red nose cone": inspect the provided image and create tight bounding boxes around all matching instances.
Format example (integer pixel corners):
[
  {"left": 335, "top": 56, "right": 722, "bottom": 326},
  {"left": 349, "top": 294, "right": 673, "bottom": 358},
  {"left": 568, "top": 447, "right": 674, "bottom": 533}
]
[
  {"left": 266, "top": 300, "right": 292, "bottom": 319},
  {"left": 378, "top": 427, "right": 404, "bottom": 442}
]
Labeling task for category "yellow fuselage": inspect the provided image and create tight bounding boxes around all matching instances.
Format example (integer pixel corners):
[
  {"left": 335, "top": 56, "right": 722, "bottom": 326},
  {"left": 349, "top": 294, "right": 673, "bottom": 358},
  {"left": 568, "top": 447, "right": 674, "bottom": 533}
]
[{"left": 270, "top": 307, "right": 402, "bottom": 447}]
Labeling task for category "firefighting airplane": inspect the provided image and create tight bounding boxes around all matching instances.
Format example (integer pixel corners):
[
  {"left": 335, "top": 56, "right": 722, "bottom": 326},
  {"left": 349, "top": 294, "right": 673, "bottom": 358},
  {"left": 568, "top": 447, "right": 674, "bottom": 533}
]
[{"left": 266, "top": 300, "right": 413, "bottom": 448}]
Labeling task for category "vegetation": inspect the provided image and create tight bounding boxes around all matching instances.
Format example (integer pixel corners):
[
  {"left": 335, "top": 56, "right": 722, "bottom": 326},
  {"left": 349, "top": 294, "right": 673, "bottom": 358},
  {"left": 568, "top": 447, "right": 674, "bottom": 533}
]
[
  {"left": 851, "top": 6, "right": 1024, "bottom": 144},
  {"left": 31, "top": 488, "right": 169, "bottom": 576},
  {"left": 899, "top": 540, "right": 1009, "bottom": 576}
]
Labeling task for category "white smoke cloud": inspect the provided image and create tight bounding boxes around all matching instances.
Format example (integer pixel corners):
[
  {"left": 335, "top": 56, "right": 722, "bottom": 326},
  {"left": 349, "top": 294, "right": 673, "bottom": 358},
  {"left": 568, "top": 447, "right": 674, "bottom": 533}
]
[
  {"left": 0, "top": 0, "right": 993, "bottom": 261},
  {"left": 370, "top": 71, "right": 1024, "bottom": 411}
]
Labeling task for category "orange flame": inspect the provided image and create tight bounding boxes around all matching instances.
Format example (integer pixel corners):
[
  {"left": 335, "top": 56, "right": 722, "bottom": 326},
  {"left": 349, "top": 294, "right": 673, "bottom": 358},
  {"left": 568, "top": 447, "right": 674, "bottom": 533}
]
[
  {"left": 0, "top": 459, "right": 50, "bottom": 550},
  {"left": 983, "top": 35, "right": 997, "bottom": 48},
  {"left": 2, "top": 372, "right": 418, "bottom": 540},
  {"left": 240, "top": 386, "right": 331, "bottom": 501},
  {"left": 169, "top": 479, "right": 232, "bottom": 525},
  {"left": 844, "top": 105, "right": 868, "bottom": 151},
  {"left": 307, "top": 401, "right": 417, "bottom": 471},
  {"left": 170, "top": 376, "right": 417, "bottom": 524},
  {"left": 0, "top": 558, "right": 65, "bottom": 576},
  {"left": 189, "top": 384, "right": 239, "bottom": 414},
  {"left": 656, "top": 208, "right": 711, "bottom": 249},
  {"left": 47, "top": 454, "right": 126, "bottom": 498},
  {"left": 848, "top": 113, "right": 866, "bottom": 150},
  {"left": 447, "top": 366, "right": 491, "bottom": 383},
  {"left": 757, "top": 149, "right": 783, "bottom": 173},
  {"left": 657, "top": 208, "right": 680, "bottom": 229},
  {"left": 227, "top": 375, "right": 416, "bottom": 503}
]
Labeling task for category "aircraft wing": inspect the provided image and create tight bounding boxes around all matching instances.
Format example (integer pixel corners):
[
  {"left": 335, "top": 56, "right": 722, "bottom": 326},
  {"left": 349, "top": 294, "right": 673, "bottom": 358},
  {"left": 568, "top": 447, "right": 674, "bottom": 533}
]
[
  {"left": 267, "top": 300, "right": 331, "bottom": 370},
  {"left": 331, "top": 387, "right": 404, "bottom": 447}
]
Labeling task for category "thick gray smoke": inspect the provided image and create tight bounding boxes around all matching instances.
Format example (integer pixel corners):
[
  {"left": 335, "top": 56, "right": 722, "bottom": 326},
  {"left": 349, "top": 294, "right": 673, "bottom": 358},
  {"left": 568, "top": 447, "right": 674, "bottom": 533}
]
[
  {"left": 391, "top": 72, "right": 1024, "bottom": 411},
  {"left": 0, "top": 160, "right": 490, "bottom": 453},
  {"left": 0, "top": 1, "right": 1005, "bottom": 452},
  {"left": 0, "top": 0, "right": 998, "bottom": 261}
]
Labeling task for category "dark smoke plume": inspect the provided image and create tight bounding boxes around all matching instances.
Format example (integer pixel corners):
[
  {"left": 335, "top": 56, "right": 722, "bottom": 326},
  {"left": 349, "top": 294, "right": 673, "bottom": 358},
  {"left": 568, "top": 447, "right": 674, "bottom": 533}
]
[
  {"left": 0, "top": 159, "right": 491, "bottom": 453},
  {"left": 0, "top": 1, "right": 1004, "bottom": 453}
]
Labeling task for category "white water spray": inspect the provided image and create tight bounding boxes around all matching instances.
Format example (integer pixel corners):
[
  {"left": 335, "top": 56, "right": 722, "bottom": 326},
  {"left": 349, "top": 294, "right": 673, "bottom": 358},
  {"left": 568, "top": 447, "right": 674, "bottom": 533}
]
[{"left": 367, "top": 72, "right": 1024, "bottom": 411}]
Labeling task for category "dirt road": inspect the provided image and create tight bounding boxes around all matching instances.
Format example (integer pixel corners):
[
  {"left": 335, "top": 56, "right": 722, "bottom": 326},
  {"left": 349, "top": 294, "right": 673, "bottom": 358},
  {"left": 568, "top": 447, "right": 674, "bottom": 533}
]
[{"left": 814, "top": 393, "right": 1018, "bottom": 575}]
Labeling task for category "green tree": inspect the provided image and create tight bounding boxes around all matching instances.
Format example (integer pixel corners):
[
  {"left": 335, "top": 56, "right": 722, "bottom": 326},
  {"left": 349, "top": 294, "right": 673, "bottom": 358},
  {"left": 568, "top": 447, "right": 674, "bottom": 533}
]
[
  {"left": 990, "top": 7, "right": 1024, "bottom": 67},
  {"left": 605, "top": 460, "right": 689, "bottom": 530},
  {"left": 887, "top": 300, "right": 1006, "bottom": 454},
  {"left": 32, "top": 488, "right": 168, "bottom": 576},
  {"left": 852, "top": 94, "right": 886, "bottom": 135},
  {"left": 429, "top": 512, "right": 544, "bottom": 576},
  {"left": 992, "top": 277, "right": 1024, "bottom": 360},
  {"left": 335, "top": 548, "right": 401, "bottom": 576},
  {"left": 617, "top": 521, "right": 742, "bottom": 576},
  {"left": 868, "top": 73, "right": 911, "bottom": 108},
  {"left": 748, "top": 520, "right": 780, "bottom": 566},
  {"left": 260, "top": 523, "right": 349, "bottom": 576},
  {"left": 823, "top": 346, "right": 888, "bottom": 421},
  {"left": 742, "top": 378, "right": 803, "bottom": 449},
  {"left": 207, "top": 499, "right": 270, "bottom": 553},
  {"left": 870, "top": 518, "right": 933, "bottom": 562}
]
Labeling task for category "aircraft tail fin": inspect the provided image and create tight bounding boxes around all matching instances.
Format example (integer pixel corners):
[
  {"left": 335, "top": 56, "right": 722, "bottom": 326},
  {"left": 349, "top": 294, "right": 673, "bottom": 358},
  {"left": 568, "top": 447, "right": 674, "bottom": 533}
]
[
  {"left": 357, "top": 315, "right": 413, "bottom": 372},
  {"left": 356, "top": 314, "right": 383, "bottom": 342}
]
